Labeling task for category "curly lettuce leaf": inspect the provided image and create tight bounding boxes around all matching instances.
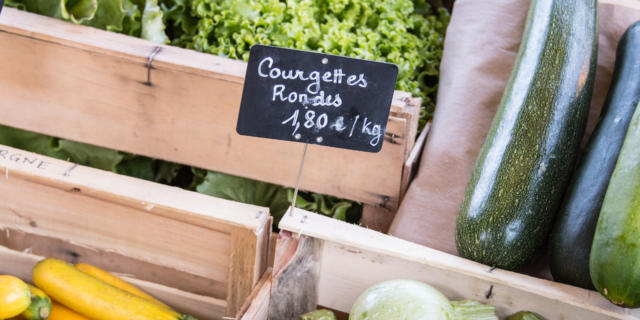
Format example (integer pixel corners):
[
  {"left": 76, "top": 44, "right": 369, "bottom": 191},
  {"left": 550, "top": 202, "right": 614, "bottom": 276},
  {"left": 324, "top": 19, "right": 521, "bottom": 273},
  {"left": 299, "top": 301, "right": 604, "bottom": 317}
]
[
  {"left": 141, "top": 0, "right": 169, "bottom": 43},
  {"left": 122, "top": 0, "right": 143, "bottom": 36},
  {"left": 186, "top": 0, "right": 449, "bottom": 126},
  {"left": 9, "top": 0, "right": 169, "bottom": 42},
  {"left": 160, "top": 0, "right": 197, "bottom": 44},
  {"left": 7, "top": 0, "right": 97, "bottom": 23}
]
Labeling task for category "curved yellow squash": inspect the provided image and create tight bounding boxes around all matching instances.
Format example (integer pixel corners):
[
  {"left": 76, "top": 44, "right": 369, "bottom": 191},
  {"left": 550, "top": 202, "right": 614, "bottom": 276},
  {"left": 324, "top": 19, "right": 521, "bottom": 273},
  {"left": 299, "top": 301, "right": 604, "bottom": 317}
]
[
  {"left": 21, "top": 285, "right": 51, "bottom": 320},
  {"left": 75, "top": 263, "right": 168, "bottom": 308},
  {"left": 32, "top": 259, "right": 196, "bottom": 320},
  {"left": 0, "top": 275, "right": 30, "bottom": 319},
  {"left": 48, "top": 302, "right": 91, "bottom": 320}
]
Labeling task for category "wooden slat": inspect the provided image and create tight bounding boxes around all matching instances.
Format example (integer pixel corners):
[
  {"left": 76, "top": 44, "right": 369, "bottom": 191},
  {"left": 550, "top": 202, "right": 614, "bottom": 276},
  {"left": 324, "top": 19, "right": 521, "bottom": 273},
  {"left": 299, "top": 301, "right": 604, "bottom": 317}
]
[
  {"left": 269, "top": 233, "right": 322, "bottom": 320},
  {"left": 0, "top": 176, "right": 231, "bottom": 290},
  {"left": 279, "top": 210, "right": 640, "bottom": 319},
  {"left": 237, "top": 269, "right": 272, "bottom": 320},
  {"left": 0, "top": 145, "right": 267, "bottom": 231},
  {"left": 401, "top": 122, "right": 431, "bottom": 199},
  {"left": 0, "top": 8, "right": 419, "bottom": 208},
  {"left": 0, "top": 144, "right": 271, "bottom": 313},
  {"left": 0, "top": 228, "right": 226, "bottom": 298},
  {"left": 0, "top": 246, "right": 227, "bottom": 320},
  {"left": 227, "top": 226, "right": 271, "bottom": 316}
]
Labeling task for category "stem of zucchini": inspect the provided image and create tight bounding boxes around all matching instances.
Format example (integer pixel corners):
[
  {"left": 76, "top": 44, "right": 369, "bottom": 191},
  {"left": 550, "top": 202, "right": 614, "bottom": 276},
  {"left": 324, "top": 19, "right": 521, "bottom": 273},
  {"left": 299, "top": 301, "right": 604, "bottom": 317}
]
[{"left": 451, "top": 300, "right": 498, "bottom": 320}]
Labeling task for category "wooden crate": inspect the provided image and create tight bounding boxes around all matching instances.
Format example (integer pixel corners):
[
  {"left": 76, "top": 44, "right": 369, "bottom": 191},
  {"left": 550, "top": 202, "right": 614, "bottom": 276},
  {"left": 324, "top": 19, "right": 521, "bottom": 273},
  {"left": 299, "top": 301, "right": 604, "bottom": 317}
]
[
  {"left": 242, "top": 209, "right": 640, "bottom": 320},
  {"left": 0, "top": 144, "right": 272, "bottom": 319},
  {"left": 0, "top": 8, "right": 421, "bottom": 216}
]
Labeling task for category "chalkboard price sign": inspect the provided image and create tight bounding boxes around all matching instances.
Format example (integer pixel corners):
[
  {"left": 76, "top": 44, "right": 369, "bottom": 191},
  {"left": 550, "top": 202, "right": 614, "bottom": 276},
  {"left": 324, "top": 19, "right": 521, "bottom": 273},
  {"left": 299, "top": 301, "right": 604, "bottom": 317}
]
[{"left": 236, "top": 45, "right": 398, "bottom": 153}]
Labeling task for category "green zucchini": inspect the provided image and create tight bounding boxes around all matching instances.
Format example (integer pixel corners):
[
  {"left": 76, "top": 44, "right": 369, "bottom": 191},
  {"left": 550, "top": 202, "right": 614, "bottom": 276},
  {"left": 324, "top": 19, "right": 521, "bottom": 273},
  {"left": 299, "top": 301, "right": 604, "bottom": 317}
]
[
  {"left": 590, "top": 102, "right": 640, "bottom": 308},
  {"left": 455, "top": 0, "right": 597, "bottom": 270},
  {"left": 549, "top": 21, "right": 640, "bottom": 289}
]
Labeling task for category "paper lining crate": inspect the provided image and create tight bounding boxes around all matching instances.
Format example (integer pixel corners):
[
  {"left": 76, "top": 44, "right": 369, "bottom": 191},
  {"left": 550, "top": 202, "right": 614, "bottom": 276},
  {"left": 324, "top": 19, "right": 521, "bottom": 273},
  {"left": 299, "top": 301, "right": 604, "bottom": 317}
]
[
  {"left": 238, "top": 209, "right": 640, "bottom": 320},
  {"left": 0, "top": 8, "right": 424, "bottom": 232},
  {"left": 0, "top": 144, "right": 272, "bottom": 319}
]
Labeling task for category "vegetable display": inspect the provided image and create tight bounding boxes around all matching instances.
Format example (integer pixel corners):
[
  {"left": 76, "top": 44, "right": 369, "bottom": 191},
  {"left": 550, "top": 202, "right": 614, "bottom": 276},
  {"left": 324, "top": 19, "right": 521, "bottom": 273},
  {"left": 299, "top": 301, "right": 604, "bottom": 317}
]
[
  {"left": 590, "top": 101, "right": 640, "bottom": 308},
  {"left": 455, "top": 0, "right": 597, "bottom": 270},
  {"left": 348, "top": 279, "right": 497, "bottom": 320},
  {"left": 549, "top": 21, "right": 640, "bottom": 290}
]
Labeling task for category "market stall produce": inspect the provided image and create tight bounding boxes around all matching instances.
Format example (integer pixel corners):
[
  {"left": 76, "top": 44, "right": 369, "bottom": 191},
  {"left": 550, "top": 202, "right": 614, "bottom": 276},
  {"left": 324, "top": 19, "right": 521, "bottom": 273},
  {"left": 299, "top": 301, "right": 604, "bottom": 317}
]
[{"left": 2, "top": 0, "right": 640, "bottom": 319}]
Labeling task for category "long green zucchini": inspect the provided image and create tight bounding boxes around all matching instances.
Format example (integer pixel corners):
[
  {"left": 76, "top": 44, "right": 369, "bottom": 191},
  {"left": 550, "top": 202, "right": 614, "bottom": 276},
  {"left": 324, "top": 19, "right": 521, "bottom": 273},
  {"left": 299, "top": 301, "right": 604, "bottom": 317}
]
[
  {"left": 549, "top": 21, "right": 640, "bottom": 289},
  {"left": 590, "top": 102, "right": 640, "bottom": 308},
  {"left": 455, "top": 0, "right": 597, "bottom": 270}
]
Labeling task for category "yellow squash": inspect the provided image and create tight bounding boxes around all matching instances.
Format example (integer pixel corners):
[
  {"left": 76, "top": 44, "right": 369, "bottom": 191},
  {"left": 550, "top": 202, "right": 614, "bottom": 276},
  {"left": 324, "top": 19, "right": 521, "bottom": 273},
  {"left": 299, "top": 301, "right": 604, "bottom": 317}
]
[
  {"left": 32, "top": 259, "right": 197, "bottom": 320},
  {"left": 74, "top": 263, "right": 168, "bottom": 307},
  {"left": 48, "top": 302, "right": 91, "bottom": 320},
  {"left": 21, "top": 285, "right": 51, "bottom": 320},
  {"left": 0, "top": 275, "right": 30, "bottom": 319}
]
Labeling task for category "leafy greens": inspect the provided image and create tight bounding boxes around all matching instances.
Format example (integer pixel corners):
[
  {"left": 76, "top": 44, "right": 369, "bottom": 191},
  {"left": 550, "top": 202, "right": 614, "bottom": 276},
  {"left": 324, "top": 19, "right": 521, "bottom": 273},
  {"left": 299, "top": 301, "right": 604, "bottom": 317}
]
[{"left": 2, "top": 0, "right": 449, "bottom": 227}]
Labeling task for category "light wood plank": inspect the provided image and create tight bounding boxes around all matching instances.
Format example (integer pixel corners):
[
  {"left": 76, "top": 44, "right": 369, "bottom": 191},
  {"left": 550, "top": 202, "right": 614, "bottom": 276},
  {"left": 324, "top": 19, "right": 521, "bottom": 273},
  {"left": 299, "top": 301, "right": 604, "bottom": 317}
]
[
  {"left": 0, "top": 144, "right": 273, "bottom": 303},
  {"left": 226, "top": 225, "right": 270, "bottom": 316},
  {"left": 269, "top": 234, "right": 322, "bottom": 320},
  {"left": 237, "top": 269, "right": 272, "bottom": 320},
  {"left": 401, "top": 122, "right": 430, "bottom": 199},
  {"left": 0, "top": 172, "right": 232, "bottom": 292},
  {"left": 0, "top": 145, "right": 268, "bottom": 232},
  {"left": 0, "top": 8, "right": 418, "bottom": 208},
  {"left": 279, "top": 210, "right": 640, "bottom": 319},
  {"left": 0, "top": 227, "right": 226, "bottom": 298},
  {"left": 0, "top": 245, "right": 39, "bottom": 282}
]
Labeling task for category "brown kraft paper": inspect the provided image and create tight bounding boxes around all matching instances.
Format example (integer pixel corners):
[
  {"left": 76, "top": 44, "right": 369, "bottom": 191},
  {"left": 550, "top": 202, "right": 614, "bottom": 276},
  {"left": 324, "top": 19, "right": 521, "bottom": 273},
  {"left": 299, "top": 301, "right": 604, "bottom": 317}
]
[{"left": 389, "top": 0, "right": 640, "bottom": 257}]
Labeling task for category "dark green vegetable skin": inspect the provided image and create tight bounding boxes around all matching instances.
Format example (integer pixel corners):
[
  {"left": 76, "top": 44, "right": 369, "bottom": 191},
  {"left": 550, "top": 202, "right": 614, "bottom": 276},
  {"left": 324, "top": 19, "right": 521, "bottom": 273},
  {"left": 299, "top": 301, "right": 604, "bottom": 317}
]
[
  {"left": 455, "top": 0, "right": 597, "bottom": 270},
  {"left": 549, "top": 21, "right": 640, "bottom": 290},
  {"left": 590, "top": 102, "right": 640, "bottom": 308}
]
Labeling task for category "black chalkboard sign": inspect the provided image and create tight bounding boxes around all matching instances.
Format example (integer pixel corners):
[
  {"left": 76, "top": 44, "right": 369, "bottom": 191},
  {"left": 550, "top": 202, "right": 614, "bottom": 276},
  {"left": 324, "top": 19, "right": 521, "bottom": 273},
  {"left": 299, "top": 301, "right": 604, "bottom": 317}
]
[
  {"left": 0, "top": 0, "right": 4, "bottom": 15},
  {"left": 236, "top": 45, "right": 398, "bottom": 153}
]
